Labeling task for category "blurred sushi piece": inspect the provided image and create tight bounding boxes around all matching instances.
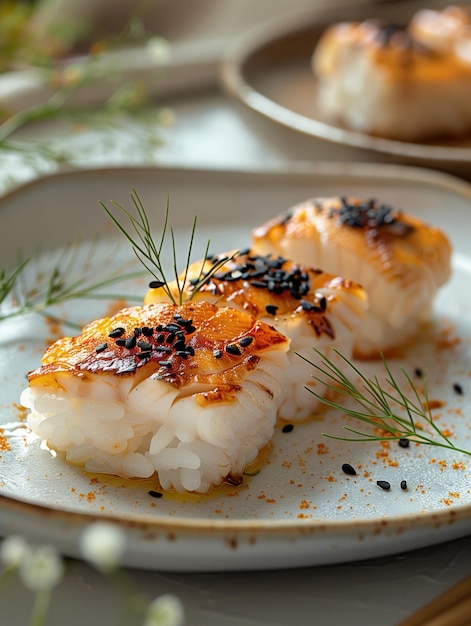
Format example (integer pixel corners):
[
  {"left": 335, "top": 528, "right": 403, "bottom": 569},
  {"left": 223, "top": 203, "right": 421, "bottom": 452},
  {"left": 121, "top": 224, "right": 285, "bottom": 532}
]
[
  {"left": 21, "top": 301, "right": 289, "bottom": 494},
  {"left": 409, "top": 5, "right": 471, "bottom": 54},
  {"left": 145, "top": 250, "right": 368, "bottom": 422},
  {"left": 312, "top": 16, "right": 471, "bottom": 141},
  {"left": 251, "top": 196, "right": 451, "bottom": 359},
  {"left": 409, "top": 5, "right": 471, "bottom": 69}
]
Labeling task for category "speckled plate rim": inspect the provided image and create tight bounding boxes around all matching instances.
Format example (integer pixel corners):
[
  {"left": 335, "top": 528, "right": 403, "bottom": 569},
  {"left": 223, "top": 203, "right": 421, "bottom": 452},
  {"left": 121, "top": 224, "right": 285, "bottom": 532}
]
[
  {"left": 1, "top": 484, "right": 470, "bottom": 537},
  {"left": 220, "top": 1, "right": 471, "bottom": 166},
  {"left": 1, "top": 161, "right": 471, "bottom": 546}
]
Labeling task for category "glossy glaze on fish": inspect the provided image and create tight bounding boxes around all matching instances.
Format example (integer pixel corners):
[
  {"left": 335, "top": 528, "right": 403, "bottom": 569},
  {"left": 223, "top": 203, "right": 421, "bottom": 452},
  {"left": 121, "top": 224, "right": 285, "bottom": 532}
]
[{"left": 251, "top": 196, "right": 451, "bottom": 358}]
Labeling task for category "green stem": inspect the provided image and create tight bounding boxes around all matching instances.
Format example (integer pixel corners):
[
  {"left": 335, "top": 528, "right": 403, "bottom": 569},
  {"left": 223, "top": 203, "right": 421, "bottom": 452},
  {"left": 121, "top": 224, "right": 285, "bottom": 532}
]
[
  {"left": 29, "top": 588, "right": 51, "bottom": 626},
  {"left": 0, "top": 89, "right": 72, "bottom": 143},
  {"left": 107, "top": 567, "right": 148, "bottom": 626}
]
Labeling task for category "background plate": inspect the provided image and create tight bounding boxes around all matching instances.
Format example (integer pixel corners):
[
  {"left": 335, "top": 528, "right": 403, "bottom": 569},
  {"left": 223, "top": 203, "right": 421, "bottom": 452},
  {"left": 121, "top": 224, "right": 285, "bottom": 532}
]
[
  {"left": 221, "top": 2, "right": 471, "bottom": 176},
  {"left": 1, "top": 162, "right": 471, "bottom": 572}
]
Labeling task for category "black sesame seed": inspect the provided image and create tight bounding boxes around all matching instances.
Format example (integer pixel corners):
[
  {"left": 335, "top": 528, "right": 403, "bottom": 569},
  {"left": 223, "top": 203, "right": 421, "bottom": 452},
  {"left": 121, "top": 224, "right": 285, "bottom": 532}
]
[
  {"left": 133, "top": 328, "right": 142, "bottom": 337},
  {"left": 158, "top": 360, "right": 172, "bottom": 368},
  {"left": 115, "top": 338, "right": 126, "bottom": 347},
  {"left": 148, "top": 490, "right": 163, "bottom": 498},
  {"left": 149, "top": 280, "right": 165, "bottom": 289},
  {"left": 155, "top": 346, "right": 172, "bottom": 354},
  {"left": 185, "top": 345, "right": 195, "bottom": 356},
  {"left": 399, "top": 438, "right": 410, "bottom": 448},
  {"left": 109, "top": 327, "right": 125, "bottom": 338},
  {"left": 414, "top": 367, "right": 423, "bottom": 378},
  {"left": 265, "top": 304, "right": 278, "bottom": 315},
  {"left": 225, "top": 344, "right": 242, "bottom": 356},
  {"left": 453, "top": 383, "right": 464, "bottom": 396},
  {"left": 185, "top": 325, "right": 197, "bottom": 335},
  {"left": 137, "top": 351, "right": 152, "bottom": 360},
  {"left": 341, "top": 463, "right": 357, "bottom": 476},
  {"left": 282, "top": 424, "right": 294, "bottom": 433},
  {"left": 377, "top": 480, "right": 391, "bottom": 491},
  {"left": 142, "top": 327, "right": 153, "bottom": 336},
  {"left": 239, "top": 336, "right": 253, "bottom": 347},
  {"left": 173, "top": 339, "right": 187, "bottom": 351},
  {"left": 95, "top": 342, "right": 108, "bottom": 354},
  {"left": 163, "top": 324, "right": 180, "bottom": 333},
  {"left": 165, "top": 332, "right": 176, "bottom": 344},
  {"left": 176, "top": 317, "right": 192, "bottom": 327},
  {"left": 124, "top": 336, "right": 137, "bottom": 350},
  {"left": 331, "top": 197, "right": 402, "bottom": 230},
  {"left": 137, "top": 340, "right": 153, "bottom": 351},
  {"left": 400, "top": 480, "right": 408, "bottom": 491},
  {"left": 279, "top": 211, "right": 292, "bottom": 225},
  {"left": 213, "top": 349, "right": 223, "bottom": 359},
  {"left": 156, "top": 333, "right": 165, "bottom": 343}
]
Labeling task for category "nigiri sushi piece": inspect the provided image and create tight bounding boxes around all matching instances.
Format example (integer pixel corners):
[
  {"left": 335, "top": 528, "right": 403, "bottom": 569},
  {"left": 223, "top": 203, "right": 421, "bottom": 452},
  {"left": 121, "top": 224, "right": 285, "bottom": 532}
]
[
  {"left": 251, "top": 196, "right": 451, "bottom": 359},
  {"left": 21, "top": 301, "right": 290, "bottom": 494},
  {"left": 409, "top": 5, "right": 471, "bottom": 69},
  {"left": 145, "top": 250, "right": 368, "bottom": 422},
  {"left": 409, "top": 5, "right": 471, "bottom": 54},
  {"left": 312, "top": 17, "right": 471, "bottom": 141}
]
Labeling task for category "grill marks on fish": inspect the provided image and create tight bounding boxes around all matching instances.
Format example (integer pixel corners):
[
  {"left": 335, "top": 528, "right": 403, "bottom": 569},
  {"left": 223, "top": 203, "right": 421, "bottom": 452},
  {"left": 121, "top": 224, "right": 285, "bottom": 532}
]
[
  {"left": 252, "top": 195, "right": 450, "bottom": 300},
  {"left": 23, "top": 300, "right": 290, "bottom": 493},
  {"left": 28, "top": 301, "right": 288, "bottom": 392},
  {"left": 146, "top": 250, "right": 364, "bottom": 343},
  {"left": 251, "top": 195, "right": 451, "bottom": 359}
]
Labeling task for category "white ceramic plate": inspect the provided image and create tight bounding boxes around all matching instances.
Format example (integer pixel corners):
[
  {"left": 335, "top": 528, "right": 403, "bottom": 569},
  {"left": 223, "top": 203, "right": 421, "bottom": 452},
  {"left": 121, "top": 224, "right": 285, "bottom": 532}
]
[
  {"left": 1, "top": 163, "right": 471, "bottom": 572},
  {"left": 221, "top": 2, "right": 471, "bottom": 176}
]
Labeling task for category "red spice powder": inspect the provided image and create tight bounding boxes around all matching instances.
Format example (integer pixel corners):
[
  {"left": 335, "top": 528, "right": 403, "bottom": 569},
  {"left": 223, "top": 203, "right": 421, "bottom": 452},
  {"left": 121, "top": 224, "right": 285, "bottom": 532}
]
[
  {"left": 424, "top": 399, "right": 445, "bottom": 410},
  {"left": 12, "top": 403, "right": 28, "bottom": 422},
  {"left": 317, "top": 443, "right": 330, "bottom": 455}
]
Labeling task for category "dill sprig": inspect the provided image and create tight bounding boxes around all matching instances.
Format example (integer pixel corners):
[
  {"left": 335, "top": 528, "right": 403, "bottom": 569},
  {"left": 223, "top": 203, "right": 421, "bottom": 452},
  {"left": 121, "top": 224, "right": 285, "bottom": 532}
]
[
  {"left": 0, "top": 6, "right": 168, "bottom": 174},
  {"left": 101, "top": 188, "right": 237, "bottom": 305},
  {"left": 302, "top": 348, "right": 471, "bottom": 458},
  {"left": 0, "top": 240, "right": 144, "bottom": 329}
]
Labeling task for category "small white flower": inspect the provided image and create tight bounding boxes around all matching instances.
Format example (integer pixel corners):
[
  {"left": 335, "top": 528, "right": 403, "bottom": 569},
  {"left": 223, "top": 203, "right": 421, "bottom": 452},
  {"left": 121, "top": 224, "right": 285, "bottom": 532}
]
[
  {"left": 79, "top": 522, "right": 126, "bottom": 572},
  {"left": 18, "top": 545, "right": 64, "bottom": 591},
  {"left": 0, "top": 535, "right": 31, "bottom": 568},
  {"left": 146, "top": 37, "right": 170, "bottom": 63},
  {"left": 144, "top": 594, "right": 185, "bottom": 626},
  {"left": 157, "top": 107, "right": 176, "bottom": 128}
]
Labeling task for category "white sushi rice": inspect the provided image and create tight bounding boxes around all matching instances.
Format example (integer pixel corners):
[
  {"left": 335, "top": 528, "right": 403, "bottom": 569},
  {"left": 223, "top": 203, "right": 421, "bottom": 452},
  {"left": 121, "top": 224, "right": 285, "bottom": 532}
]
[
  {"left": 21, "top": 347, "right": 288, "bottom": 494},
  {"left": 260, "top": 285, "right": 365, "bottom": 422}
]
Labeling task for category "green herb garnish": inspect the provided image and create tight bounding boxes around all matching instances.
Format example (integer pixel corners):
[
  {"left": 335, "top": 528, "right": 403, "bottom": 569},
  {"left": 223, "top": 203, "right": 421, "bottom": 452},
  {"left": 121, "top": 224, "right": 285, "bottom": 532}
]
[
  {"left": 0, "top": 240, "right": 144, "bottom": 329},
  {"left": 0, "top": 5, "right": 169, "bottom": 175},
  {"left": 302, "top": 348, "right": 471, "bottom": 458},
  {"left": 101, "top": 188, "right": 237, "bottom": 305}
]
